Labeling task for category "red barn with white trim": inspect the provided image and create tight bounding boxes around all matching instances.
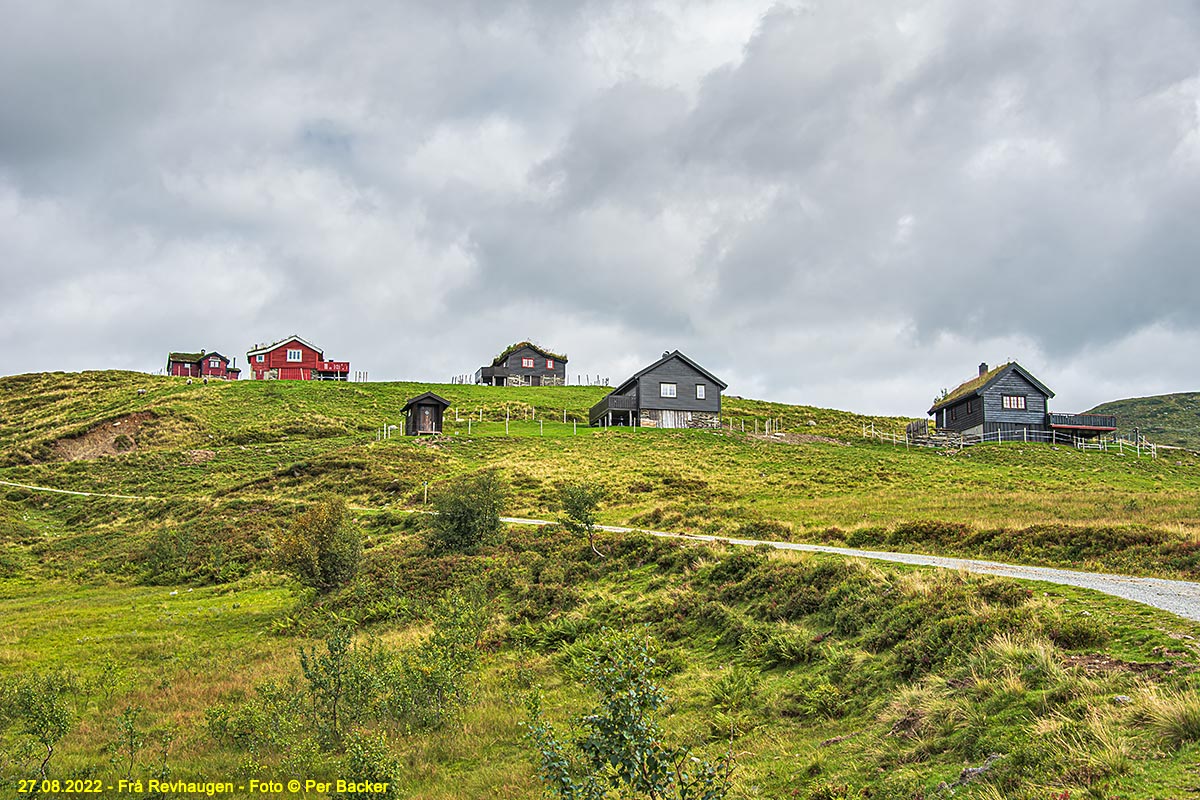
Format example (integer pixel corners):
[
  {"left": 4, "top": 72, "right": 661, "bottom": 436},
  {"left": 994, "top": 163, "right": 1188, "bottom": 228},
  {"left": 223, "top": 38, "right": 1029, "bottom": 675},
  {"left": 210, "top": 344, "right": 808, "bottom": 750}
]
[{"left": 245, "top": 335, "right": 349, "bottom": 381}]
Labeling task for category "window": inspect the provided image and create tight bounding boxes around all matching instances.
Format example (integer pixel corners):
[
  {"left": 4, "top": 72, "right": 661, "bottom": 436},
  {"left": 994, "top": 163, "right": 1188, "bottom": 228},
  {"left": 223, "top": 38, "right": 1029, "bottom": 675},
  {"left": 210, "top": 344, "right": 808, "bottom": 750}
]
[
  {"left": 209, "top": 358, "right": 221, "bottom": 369},
  {"left": 287, "top": 349, "right": 303, "bottom": 362},
  {"left": 521, "top": 357, "right": 534, "bottom": 368},
  {"left": 256, "top": 355, "right": 264, "bottom": 363},
  {"left": 1002, "top": 395, "right": 1026, "bottom": 410},
  {"left": 660, "top": 382, "right": 677, "bottom": 398},
  {"left": 695, "top": 384, "right": 706, "bottom": 400},
  {"left": 546, "top": 359, "right": 554, "bottom": 369}
]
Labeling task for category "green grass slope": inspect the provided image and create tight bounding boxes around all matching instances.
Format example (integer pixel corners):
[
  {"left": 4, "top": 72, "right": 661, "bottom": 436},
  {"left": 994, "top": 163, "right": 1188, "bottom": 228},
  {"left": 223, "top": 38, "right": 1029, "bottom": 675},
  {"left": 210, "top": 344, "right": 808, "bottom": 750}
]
[
  {"left": 1087, "top": 391, "right": 1200, "bottom": 451},
  {"left": 2, "top": 371, "right": 1200, "bottom": 798}
]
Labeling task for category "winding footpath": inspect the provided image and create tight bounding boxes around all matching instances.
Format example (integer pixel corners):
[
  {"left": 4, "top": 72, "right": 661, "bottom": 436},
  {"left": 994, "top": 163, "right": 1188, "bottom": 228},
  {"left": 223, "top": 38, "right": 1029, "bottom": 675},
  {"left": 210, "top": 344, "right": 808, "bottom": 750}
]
[{"left": 3, "top": 479, "right": 1197, "bottom": 623}]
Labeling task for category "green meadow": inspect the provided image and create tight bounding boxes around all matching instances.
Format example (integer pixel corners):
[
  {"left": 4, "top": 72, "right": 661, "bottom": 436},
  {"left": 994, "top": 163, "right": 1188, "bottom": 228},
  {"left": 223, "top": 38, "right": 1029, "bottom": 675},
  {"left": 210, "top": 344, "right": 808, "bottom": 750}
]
[{"left": 2, "top": 371, "right": 1199, "bottom": 798}]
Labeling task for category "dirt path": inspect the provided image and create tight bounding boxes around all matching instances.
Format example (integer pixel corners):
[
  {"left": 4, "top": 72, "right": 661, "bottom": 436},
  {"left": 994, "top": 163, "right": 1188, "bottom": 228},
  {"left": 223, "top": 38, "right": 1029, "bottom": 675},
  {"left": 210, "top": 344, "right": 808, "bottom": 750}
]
[{"left": 3, "top": 477, "right": 1197, "bottom": 623}]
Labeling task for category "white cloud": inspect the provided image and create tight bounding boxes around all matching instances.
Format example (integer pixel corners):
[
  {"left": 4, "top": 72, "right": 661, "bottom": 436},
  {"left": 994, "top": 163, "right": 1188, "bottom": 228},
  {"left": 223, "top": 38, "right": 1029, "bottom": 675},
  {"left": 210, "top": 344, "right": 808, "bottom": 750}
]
[{"left": 2, "top": 0, "right": 1199, "bottom": 415}]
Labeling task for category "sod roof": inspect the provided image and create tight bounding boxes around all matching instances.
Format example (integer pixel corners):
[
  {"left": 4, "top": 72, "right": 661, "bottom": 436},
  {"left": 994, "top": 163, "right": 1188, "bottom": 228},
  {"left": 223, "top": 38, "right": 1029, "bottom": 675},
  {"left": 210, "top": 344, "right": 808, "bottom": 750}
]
[
  {"left": 491, "top": 341, "right": 567, "bottom": 366},
  {"left": 928, "top": 361, "right": 1054, "bottom": 414}
]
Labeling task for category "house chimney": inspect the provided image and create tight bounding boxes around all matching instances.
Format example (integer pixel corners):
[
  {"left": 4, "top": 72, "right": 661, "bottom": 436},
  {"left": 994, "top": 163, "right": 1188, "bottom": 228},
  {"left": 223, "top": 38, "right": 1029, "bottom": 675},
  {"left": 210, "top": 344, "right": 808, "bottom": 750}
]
[
  {"left": 201, "top": 349, "right": 206, "bottom": 355},
  {"left": 663, "top": 350, "right": 671, "bottom": 358},
  {"left": 979, "top": 362, "right": 988, "bottom": 376}
]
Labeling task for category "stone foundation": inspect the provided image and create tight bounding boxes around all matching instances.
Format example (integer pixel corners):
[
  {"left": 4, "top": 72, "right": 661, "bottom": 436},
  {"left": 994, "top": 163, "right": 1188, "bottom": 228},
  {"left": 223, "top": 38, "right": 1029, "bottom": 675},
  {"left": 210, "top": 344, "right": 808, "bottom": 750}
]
[{"left": 638, "top": 410, "right": 721, "bottom": 429}]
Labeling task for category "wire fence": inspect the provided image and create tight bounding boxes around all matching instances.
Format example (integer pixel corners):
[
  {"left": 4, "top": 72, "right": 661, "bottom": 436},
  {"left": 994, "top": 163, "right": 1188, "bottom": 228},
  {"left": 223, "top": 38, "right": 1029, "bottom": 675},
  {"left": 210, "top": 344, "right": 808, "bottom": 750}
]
[{"left": 862, "top": 422, "right": 1163, "bottom": 458}]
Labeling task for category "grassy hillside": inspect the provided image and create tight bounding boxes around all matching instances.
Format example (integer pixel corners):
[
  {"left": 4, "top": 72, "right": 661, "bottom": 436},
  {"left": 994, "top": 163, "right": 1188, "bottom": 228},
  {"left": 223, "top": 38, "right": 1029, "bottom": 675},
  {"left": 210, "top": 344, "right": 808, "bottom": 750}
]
[
  {"left": 2, "top": 371, "right": 1199, "bottom": 798},
  {"left": 1087, "top": 391, "right": 1200, "bottom": 451}
]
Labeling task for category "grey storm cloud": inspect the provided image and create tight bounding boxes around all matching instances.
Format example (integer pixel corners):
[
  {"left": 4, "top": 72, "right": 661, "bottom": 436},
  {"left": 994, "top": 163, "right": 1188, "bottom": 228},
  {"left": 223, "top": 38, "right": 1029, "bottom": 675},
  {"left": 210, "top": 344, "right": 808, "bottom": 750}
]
[{"left": 1, "top": 0, "right": 1198, "bottom": 414}]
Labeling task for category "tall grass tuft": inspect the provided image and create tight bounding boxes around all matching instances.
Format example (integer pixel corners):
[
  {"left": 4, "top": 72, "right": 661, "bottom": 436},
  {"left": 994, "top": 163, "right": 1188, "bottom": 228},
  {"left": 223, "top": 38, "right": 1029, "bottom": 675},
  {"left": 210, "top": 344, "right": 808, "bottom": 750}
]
[{"left": 1141, "top": 687, "right": 1200, "bottom": 749}]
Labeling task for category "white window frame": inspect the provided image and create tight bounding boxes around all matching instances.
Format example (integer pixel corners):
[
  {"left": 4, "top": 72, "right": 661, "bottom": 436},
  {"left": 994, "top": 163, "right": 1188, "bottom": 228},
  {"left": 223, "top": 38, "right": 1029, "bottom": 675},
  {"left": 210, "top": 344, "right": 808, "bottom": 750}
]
[
  {"left": 209, "top": 358, "right": 221, "bottom": 369},
  {"left": 256, "top": 354, "right": 265, "bottom": 363},
  {"left": 1002, "top": 395, "right": 1026, "bottom": 410},
  {"left": 287, "top": 349, "right": 303, "bottom": 362},
  {"left": 695, "top": 384, "right": 706, "bottom": 400},
  {"left": 521, "top": 357, "right": 534, "bottom": 368},
  {"left": 660, "top": 382, "right": 677, "bottom": 398}
]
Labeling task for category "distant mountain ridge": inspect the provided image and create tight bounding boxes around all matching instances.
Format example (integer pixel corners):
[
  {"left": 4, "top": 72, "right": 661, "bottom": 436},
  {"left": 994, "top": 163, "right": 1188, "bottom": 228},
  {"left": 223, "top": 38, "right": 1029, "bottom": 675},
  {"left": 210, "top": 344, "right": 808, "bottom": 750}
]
[{"left": 1086, "top": 391, "right": 1200, "bottom": 450}]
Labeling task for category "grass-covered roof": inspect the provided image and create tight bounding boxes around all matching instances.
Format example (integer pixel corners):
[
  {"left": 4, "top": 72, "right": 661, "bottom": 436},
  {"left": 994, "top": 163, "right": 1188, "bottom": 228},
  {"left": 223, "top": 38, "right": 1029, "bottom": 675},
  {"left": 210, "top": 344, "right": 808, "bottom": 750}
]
[
  {"left": 492, "top": 341, "right": 567, "bottom": 366},
  {"left": 930, "top": 362, "right": 1012, "bottom": 412}
]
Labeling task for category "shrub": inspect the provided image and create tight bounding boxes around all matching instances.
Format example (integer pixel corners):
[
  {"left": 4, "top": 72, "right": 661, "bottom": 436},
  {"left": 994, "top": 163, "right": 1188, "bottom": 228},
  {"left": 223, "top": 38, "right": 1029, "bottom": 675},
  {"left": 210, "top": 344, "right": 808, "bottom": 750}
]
[
  {"left": 428, "top": 472, "right": 507, "bottom": 554},
  {"left": 298, "top": 626, "right": 357, "bottom": 747},
  {"left": 524, "top": 629, "right": 732, "bottom": 800},
  {"left": 2, "top": 672, "right": 75, "bottom": 778},
  {"left": 336, "top": 730, "right": 401, "bottom": 800},
  {"left": 274, "top": 497, "right": 362, "bottom": 592},
  {"left": 382, "top": 587, "right": 490, "bottom": 731},
  {"left": 557, "top": 481, "right": 606, "bottom": 558}
]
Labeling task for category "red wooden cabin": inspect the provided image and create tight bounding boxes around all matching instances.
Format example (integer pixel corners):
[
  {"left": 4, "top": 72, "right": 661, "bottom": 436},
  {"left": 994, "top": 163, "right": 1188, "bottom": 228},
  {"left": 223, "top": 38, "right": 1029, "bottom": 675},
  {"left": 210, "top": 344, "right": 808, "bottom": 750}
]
[
  {"left": 245, "top": 335, "right": 350, "bottom": 381},
  {"left": 166, "top": 350, "right": 241, "bottom": 380}
]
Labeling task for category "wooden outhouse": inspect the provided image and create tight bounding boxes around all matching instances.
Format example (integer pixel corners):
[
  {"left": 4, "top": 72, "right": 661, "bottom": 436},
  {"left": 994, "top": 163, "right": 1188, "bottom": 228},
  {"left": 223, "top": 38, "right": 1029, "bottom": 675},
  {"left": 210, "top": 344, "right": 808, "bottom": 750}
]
[{"left": 403, "top": 392, "right": 451, "bottom": 435}]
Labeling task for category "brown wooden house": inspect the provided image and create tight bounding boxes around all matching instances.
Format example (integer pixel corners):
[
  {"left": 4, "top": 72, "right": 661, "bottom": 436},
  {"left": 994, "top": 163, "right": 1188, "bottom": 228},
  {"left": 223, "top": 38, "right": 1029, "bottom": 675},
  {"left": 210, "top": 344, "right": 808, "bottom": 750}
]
[{"left": 403, "top": 392, "right": 451, "bottom": 435}]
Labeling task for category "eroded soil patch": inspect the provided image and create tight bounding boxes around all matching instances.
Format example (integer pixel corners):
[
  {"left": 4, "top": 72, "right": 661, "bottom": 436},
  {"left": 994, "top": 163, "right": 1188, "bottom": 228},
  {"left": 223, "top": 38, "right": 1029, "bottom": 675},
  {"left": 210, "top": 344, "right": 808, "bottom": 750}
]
[{"left": 50, "top": 412, "right": 155, "bottom": 461}]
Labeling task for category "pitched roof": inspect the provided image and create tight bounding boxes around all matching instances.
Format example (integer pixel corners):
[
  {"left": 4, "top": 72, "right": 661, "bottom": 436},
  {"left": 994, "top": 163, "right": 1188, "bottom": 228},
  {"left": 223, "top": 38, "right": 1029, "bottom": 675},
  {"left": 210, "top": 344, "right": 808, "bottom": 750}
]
[
  {"left": 928, "top": 361, "right": 1054, "bottom": 414},
  {"left": 167, "top": 351, "right": 229, "bottom": 364},
  {"left": 246, "top": 335, "right": 324, "bottom": 358},
  {"left": 401, "top": 391, "right": 451, "bottom": 412},
  {"left": 491, "top": 341, "right": 567, "bottom": 366},
  {"left": 610, "top": 350, "right": 728, "bottom": 396}
]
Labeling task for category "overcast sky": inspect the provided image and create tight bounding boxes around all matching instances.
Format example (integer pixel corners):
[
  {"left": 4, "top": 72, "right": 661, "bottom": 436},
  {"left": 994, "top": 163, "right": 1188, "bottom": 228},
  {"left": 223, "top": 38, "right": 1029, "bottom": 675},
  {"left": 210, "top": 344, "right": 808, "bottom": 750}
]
[{"left": 2, "top": 1, "right": 1198, "bottom": 415}]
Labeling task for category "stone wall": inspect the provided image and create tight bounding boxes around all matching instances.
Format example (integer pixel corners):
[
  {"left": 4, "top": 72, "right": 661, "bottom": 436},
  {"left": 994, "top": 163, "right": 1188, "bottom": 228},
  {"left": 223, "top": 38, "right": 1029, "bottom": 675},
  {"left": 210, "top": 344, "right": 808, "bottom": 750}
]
[{"left": 638, "top": 410, "right": 721, "bottom": 429}]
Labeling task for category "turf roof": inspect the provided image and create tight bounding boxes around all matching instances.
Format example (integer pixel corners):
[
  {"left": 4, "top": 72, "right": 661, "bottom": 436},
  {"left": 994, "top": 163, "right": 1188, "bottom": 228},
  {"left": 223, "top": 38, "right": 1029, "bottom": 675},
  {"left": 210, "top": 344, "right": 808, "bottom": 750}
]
[
  {"left": 930, "top": 362, "right": 1013, "bottom": 412},
  {"left": 491, "top": 341, "right": 567, "bottom": 366}
]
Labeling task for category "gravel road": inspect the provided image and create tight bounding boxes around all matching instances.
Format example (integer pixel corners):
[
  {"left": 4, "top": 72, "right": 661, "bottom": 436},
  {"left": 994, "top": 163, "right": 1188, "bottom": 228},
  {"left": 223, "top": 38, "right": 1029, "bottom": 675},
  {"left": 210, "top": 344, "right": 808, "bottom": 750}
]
[{"left": 503, "top": 517, "right": 1200, "bottom": 623}]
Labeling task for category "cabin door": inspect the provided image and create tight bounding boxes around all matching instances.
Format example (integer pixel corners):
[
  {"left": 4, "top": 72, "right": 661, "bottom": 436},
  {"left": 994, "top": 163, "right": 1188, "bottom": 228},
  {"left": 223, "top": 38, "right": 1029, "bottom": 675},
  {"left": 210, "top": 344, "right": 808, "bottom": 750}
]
[{"left": 418, "top": 406, "right": 434, "bottom": 433}]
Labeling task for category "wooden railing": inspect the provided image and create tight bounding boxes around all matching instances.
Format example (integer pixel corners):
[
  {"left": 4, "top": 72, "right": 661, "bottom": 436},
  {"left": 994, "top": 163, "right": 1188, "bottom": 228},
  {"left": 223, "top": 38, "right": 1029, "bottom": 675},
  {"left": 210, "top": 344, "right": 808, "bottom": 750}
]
[
  {"left": 589, "top": 393, "right": 636, "bottom": 424},
  {"left": 1047, "top": 412, "right": 1117, "bottom": 430}
]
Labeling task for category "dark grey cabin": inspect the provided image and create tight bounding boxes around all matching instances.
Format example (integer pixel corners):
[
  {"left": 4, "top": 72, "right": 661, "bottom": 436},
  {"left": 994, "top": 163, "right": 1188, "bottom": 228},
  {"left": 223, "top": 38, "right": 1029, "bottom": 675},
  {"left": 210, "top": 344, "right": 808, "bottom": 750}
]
[
  {"left": 475, "top": 342, "right": 567, "bottom": 387},
  {"left": 403, "top": 392, "right": 451, "bottom": 435},
  {"left": 590, "top": 350, "right": 726, "bottom": 428},
  {"left": 929, "top": 362, "right": 1115, "bottom": 439}
]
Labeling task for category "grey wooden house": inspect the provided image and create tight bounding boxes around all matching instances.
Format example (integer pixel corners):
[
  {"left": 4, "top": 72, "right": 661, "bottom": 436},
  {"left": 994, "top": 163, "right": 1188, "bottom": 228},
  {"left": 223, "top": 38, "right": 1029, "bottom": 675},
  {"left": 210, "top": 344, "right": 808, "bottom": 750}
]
[
  {"left": 475, "top": 342, "right": 567, "bottom": 386},
  {"left": 590, "top": 350, "right": 726, "bottom": 428},
  {"left": 403, "top": 392, "right": 451, "bottom": 435},
  {"left": 929, "top": 362, "right": 1115, "bottom": 439}
]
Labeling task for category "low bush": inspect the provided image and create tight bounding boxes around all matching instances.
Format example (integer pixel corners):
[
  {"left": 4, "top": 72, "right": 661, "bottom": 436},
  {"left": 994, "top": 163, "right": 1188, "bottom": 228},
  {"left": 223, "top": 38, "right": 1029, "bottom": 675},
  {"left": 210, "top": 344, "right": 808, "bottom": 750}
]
[
  {"left": 274, "top": 496, "right": 362, "bottom": 592},
  {"left": 427, "top": 472, "right": 507, "bottom": 554}
]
